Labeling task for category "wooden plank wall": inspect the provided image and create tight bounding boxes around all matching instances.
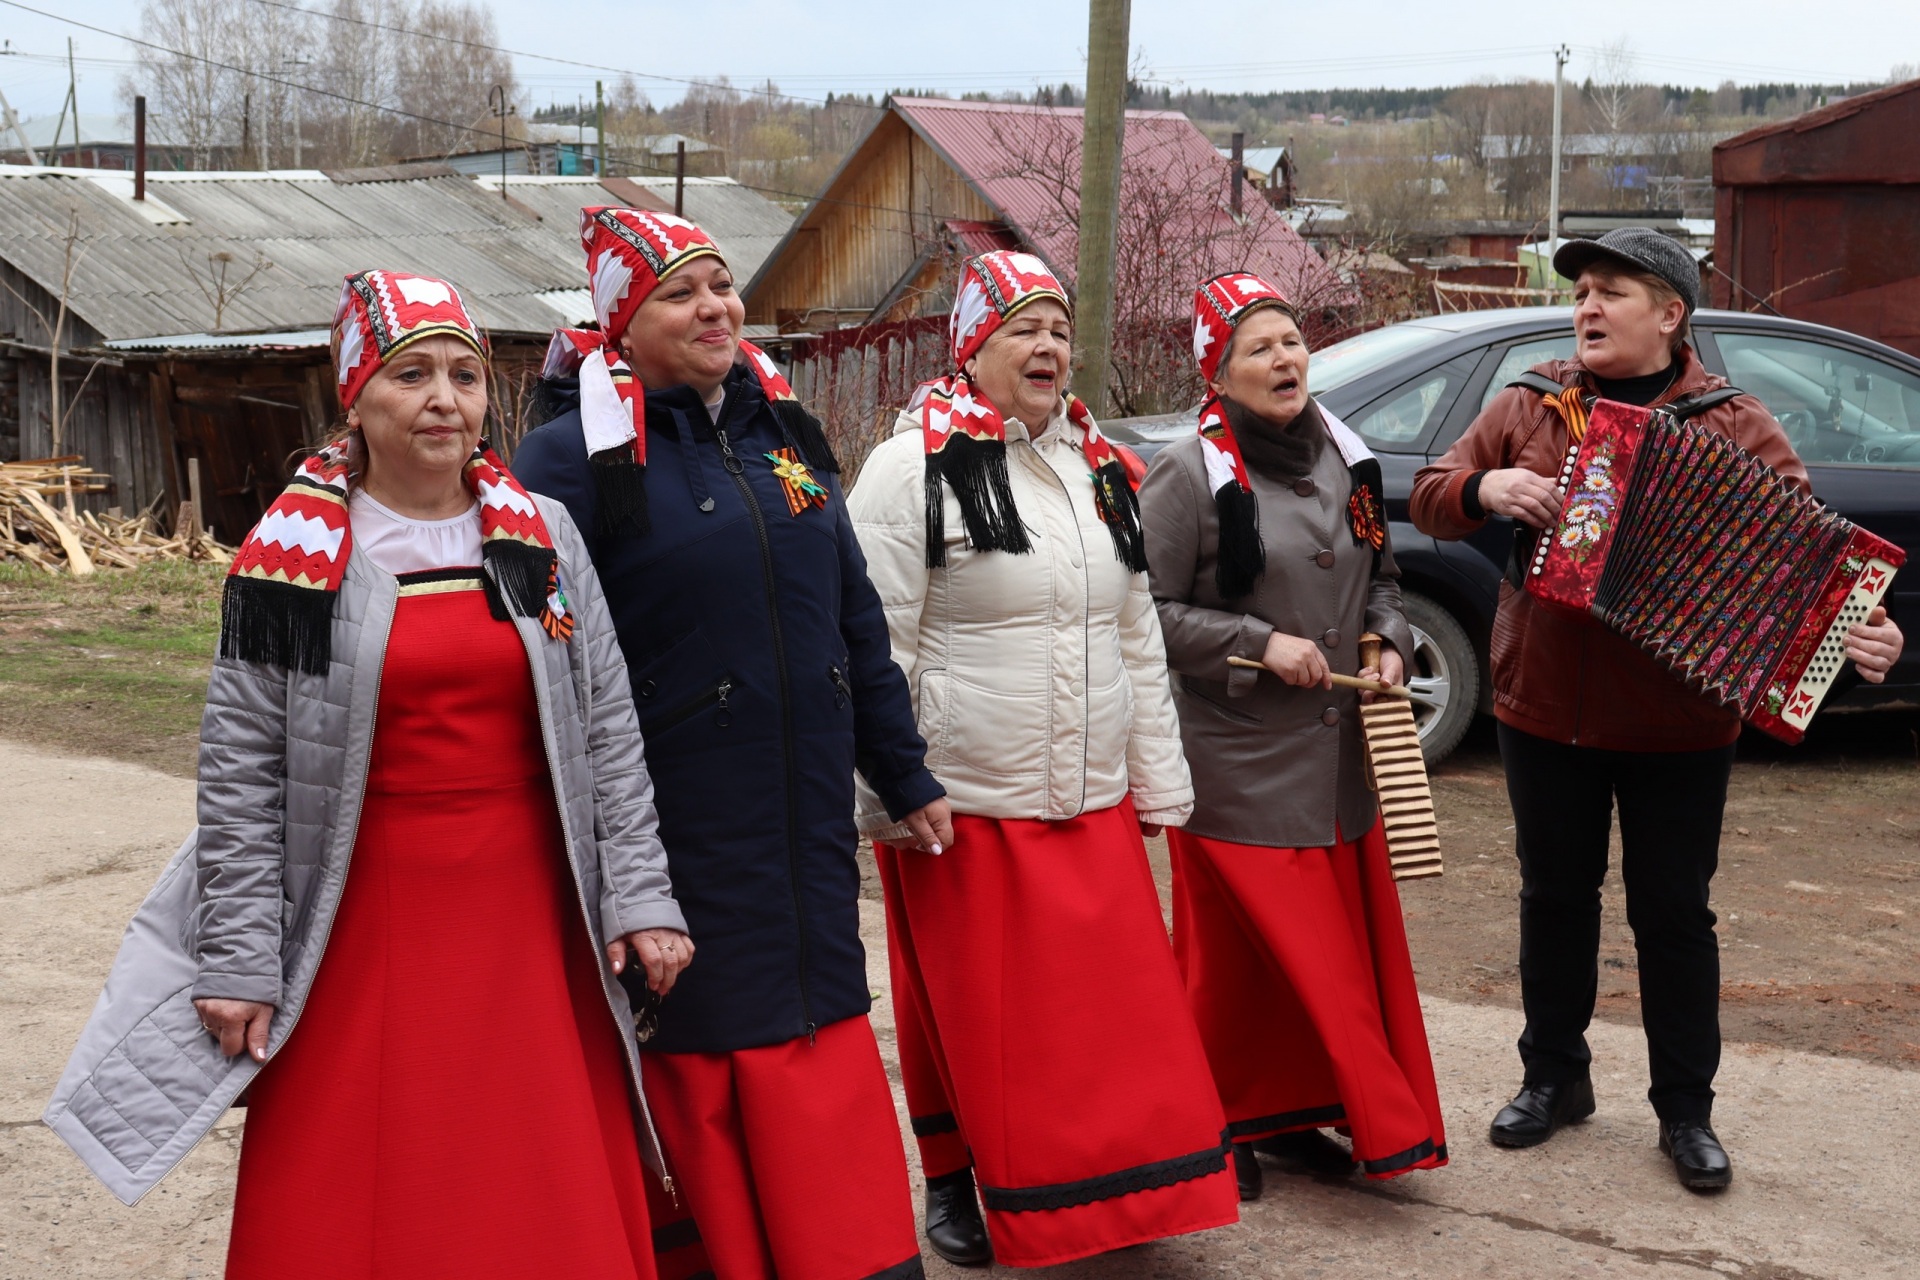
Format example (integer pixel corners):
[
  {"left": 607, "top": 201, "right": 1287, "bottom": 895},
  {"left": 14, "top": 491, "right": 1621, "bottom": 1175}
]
[{"left": 748, "top": 114, "right": 997, "bottom": 329}]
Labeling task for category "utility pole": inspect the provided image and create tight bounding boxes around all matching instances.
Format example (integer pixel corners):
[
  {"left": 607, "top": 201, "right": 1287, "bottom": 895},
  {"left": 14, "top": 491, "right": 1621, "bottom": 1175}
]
[
  {"left": 1230, "top": 129, "right": 1245, "bottom": 218},
  {"left": 595, "top": 80, "right": 606, "bottom": 177},
  {"left": 674, "top": 140, "right": 686, "bottom": 216},
  {"left": 61, "top": 38, "right": 76, "bottom": 164},
  {"left": 1549, "top": 44, "right": 1569, "bottom": 259},
  {"left": 283, "top": 56, "right": 310, "bottom": 168},
  {"left": 1074, "top": 0, "right": 1131, "bottom": 419},
  {"left": 489, "top": 84, "right": 515, "bottom": 196}
]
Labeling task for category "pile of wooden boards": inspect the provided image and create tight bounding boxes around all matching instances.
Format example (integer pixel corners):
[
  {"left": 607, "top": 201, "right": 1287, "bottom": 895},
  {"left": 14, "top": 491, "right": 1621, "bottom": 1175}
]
[{"left": 0, "top": 458, "right": 232, "bottom": 576}]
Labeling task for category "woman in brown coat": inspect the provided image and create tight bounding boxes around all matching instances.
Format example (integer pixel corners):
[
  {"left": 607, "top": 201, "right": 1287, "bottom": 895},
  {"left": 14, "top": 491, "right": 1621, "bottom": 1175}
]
[{"left": 1137, "top": 272, "right": 1447, "bottom": 1201}]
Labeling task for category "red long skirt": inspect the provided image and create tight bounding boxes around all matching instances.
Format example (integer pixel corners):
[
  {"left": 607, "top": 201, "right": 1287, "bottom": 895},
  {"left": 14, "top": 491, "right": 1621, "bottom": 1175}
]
[
  {"left": 640, "top": 1015, "right": 922, "bottom": 1280},
  {"left": 1169, "top": 820, "right": 1447, "bottom": 1179},
  {"left": 877, "top": 805, "right": 1238, "bottom": 1268},
  {"left": 226, "top": 581, "right": 656, "bottom": 1278}
]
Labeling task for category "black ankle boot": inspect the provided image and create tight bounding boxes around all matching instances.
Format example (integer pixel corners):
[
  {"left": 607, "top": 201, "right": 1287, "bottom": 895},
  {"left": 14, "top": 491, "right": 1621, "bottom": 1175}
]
[
  {"left": 1232, "top": 1140, "right": 1263, "bottom": 1201},
  {"left": 924, "top": 1168, "right": 991, "bottom": 1266},
  {"left": 1254, "top": 1128, "right": 1357, "bottom": 1176}
]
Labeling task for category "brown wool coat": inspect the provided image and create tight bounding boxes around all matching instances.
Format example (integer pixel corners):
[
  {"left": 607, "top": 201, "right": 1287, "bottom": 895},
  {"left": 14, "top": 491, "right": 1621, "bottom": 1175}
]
[{"left": 1139, "top": 420, "right": 1415, "bottom": 849}]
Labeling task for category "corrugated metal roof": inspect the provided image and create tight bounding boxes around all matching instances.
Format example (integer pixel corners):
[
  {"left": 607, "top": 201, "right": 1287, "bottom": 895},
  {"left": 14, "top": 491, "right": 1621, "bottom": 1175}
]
[
  {"left": 0, "top": 165, "right": 781, "bottom": 346},
  {"left": 472, "top": 175, "right": 791, "bottom": 286},
  {"left": 103, "top": 328, "right": 332, "bottom": 351},
  {"left": 889, "top": 98, "right": 1345, "bottom": 309}
]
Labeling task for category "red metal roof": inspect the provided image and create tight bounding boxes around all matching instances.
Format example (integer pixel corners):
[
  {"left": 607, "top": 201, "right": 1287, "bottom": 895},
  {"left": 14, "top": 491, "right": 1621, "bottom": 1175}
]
[
  {"left": 893, "top": 97, "right": 1348, "bottom": 311},
  {"left": 944, "top": 218, "right": 1022, "bottom": 256}
]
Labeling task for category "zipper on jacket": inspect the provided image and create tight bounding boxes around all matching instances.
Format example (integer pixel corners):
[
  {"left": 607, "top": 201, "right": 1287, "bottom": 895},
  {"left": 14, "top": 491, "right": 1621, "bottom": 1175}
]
[
  {"left": 714, "top": 420, "right": 817, "bottom": 1042},
  {"left": 829, "top": 664, "right": 852, "bottom": 709},
  {"left": 644, "top": 676, "right": 737, "bottom": 737},
  {"left": 1030, "top": 439, "right": 1095, "bottom": 818},
  {"left": 520, "top": 613, "right": 675, "bottom": 1202}
]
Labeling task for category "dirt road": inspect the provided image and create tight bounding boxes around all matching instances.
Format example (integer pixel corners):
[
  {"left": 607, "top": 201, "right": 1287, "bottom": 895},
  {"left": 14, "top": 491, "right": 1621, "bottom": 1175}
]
[{"left": 6, "top": 731, "right": 1918, "bottom": 1278}]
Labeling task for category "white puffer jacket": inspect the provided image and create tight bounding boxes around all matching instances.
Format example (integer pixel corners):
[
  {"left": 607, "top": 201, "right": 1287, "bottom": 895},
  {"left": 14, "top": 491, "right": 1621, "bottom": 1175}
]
[{"left": 848, "top": 403, "right": 1194, "bottom": 837}]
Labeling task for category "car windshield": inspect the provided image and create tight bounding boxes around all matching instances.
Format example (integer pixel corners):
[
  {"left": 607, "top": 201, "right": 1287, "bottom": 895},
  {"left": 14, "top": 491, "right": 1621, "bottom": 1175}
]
[{"left": 1309, "top": 324, "right": 1451, "bottom": 393}]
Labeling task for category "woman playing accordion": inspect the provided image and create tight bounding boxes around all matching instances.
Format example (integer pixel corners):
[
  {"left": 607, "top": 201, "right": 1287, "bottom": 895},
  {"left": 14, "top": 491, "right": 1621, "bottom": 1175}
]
[{"left": 1411, "top": 227, "right": 1903, "bottom": 1191}]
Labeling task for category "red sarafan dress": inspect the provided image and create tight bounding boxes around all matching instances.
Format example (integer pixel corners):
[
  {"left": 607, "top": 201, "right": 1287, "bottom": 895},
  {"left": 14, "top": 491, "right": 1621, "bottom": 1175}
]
[
  {"left": 224, "top": 567, "right": 657, "bottom": 1280},
  {"left": 1169, "top": 821, "right": 1447, "bottom": 1179}
]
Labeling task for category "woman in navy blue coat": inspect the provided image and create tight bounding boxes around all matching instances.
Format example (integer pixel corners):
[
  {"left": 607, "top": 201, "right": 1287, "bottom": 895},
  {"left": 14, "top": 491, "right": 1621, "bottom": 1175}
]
[{"left": 514, "top": 208, "right": 951, "bottom": 1280}]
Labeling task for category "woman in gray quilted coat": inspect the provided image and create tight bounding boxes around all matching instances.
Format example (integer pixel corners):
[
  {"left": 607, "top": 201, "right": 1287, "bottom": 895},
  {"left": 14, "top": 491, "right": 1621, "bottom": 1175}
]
[{"left": 43, "top": 271, "right": 690, "bottom": 1280}]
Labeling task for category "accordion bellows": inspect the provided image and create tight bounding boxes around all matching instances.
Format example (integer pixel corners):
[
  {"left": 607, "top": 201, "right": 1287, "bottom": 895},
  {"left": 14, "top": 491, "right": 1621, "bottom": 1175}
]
[{"left": 1526, "top": 400, "right": 1904, "bottom": 743}]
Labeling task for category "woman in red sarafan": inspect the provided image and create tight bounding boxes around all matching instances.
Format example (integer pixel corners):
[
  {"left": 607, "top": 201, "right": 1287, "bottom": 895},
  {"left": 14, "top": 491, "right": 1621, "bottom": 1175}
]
[
  {"left": 1136, "top": 272, "right": 1448, "bottom": 1200},
  {"left": 202, "top": 270, "right": 693, "bottom": 1278},
  {"left": 847, "top": 251, "right": 1239, "bottom": 1269}
]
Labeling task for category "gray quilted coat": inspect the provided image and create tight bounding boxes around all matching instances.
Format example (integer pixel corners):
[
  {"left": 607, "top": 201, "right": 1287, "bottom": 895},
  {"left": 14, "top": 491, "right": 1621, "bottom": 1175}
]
[{"left": 43, "top": 495, "right": 688, "bottom": 1206}]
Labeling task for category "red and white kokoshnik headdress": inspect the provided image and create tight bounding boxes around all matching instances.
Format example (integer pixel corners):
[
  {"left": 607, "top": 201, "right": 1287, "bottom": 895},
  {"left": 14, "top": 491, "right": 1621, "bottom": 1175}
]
[
  {"left": 1190, "top": 270, "right": 1384, "bottom": 598},
  {"left": 221, "top": 270, "right": 572, "bottom": 674},
  {"left": 907, "top": 249, "right": 1146, "bottom": 571},
  {"left": 539, "top": 207, "right": 810, "bottom": 536}
]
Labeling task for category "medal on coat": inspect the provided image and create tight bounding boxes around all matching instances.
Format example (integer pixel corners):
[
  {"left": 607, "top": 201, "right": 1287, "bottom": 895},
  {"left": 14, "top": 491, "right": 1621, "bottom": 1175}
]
[
  {"left": 1347, "top": 481, "right": 1385, "bottom": 553},
  {"left": 765, "top": 448, "right": 829, "bottom": 516}
]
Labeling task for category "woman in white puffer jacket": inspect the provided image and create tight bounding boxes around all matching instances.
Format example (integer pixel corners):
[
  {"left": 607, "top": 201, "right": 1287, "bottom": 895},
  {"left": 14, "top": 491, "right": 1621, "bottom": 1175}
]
[{"left": 846, "top": 250, "right": 1235, "bottom": 1271}]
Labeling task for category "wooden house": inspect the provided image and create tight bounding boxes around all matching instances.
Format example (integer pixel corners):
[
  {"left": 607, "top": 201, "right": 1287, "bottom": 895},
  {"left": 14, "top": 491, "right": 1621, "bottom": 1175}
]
[{"left": 744, "top": 96, "right": 1341, "bottom": 333}]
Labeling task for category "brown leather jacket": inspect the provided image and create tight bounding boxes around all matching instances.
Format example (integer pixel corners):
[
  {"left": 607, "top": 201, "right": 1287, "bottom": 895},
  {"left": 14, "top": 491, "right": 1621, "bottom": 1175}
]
[{"left": 1410, "top": 344, "right": 1809, "bottom": 751}]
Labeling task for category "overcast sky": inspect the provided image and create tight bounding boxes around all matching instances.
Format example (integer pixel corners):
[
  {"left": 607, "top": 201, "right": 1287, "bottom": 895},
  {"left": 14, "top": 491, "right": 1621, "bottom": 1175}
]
[{"left": 1, "top": 0, "right": 1915, "bottom": 119}]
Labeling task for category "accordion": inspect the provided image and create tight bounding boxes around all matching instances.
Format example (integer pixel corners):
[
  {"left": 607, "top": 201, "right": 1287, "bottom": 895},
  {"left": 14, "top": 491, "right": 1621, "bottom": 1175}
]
[{"left": 1525, "top": 399, "right": 1903, "bottom": 743}]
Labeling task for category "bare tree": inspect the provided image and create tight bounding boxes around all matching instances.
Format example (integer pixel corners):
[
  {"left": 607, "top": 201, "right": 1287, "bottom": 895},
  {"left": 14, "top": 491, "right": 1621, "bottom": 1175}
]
[
  {"left": 977, "top": 109, "right": 1343, "bottom": 417},
  {"left": 125, "top": 0, "right": 249, "bottom": 168},
  {"left": 172, "top": 242, "right": 274, "bottom": 330}
]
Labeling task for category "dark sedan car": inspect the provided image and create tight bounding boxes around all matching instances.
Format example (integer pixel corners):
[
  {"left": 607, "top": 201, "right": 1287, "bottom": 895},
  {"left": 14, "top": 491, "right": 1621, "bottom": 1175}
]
[{"left": 1107, "top": 306, "right": 1920, "bottom": 762}]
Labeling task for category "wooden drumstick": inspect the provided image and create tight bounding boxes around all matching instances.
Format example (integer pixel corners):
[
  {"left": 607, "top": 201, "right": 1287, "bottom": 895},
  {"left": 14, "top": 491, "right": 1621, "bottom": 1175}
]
[{"left": 1225, "top": 655, "right": 1437, "bottom": 708}]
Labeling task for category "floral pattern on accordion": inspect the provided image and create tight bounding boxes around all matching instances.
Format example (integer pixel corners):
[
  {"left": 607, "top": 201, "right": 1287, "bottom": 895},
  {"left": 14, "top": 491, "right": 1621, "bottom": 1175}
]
[{"left": 1557, "top": 443, "right": 1620, "bottom": 562}]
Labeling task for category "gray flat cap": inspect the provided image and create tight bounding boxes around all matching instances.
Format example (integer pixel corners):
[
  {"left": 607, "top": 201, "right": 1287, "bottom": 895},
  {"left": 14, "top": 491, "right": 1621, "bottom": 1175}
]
[{"left": 1553, "top": 227, "right": 1702, "bottom": 313}]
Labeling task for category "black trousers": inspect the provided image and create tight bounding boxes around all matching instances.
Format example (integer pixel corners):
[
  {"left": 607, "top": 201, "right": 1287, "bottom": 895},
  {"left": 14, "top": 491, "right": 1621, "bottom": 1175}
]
[{"left": 1498, "top": 722, "right": 1736, "bottom": 1124}]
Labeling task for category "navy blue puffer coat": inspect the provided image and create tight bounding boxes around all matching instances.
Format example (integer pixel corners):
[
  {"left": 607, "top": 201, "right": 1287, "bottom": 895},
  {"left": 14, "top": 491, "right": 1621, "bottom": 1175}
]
[{"left": 513, "top": 360, "right": 943, "bottom": 1053}]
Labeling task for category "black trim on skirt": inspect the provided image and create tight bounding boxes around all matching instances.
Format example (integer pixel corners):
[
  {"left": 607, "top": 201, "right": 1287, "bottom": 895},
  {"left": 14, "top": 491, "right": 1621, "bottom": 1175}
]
[
  {"left": 910, "top": 1111, "right": 960, "bottom": 1138},
  {"left": 1360, "top": 1136, "right": 1444, "bottom": 1177},
  {"left": 979, "top": 1131, "right": 1231, "bottom": 1214},
  {"left": 1226, "top": 1104, "right": 1348, "bottom": 1140},
  {"left": 861, "top": 1255, "right": 928, "bottom": 1280}
]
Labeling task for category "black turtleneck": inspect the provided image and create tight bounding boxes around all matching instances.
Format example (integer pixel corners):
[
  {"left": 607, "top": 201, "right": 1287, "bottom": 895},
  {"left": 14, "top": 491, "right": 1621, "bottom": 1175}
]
[{"left": 1593, "top": 361, "right": 1679, "bottom": 408}]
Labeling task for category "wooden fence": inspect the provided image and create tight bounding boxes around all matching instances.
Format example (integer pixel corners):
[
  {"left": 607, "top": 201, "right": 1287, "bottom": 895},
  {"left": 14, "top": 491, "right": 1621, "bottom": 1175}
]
[{"left": 786, "top": 317, "right": 949, "bottom": 483}]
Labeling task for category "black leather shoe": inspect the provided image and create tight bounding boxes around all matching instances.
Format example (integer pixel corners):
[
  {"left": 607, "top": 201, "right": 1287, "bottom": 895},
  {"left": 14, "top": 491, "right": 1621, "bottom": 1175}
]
[
  {"left": 1253, "top": 1128, "right": 1357, "bottom": 1176},
  {"left": 1488, "top": 1077, "right": 1596, "bottom": 1148},
  {"left": 1660, "top": 1121, "right": 1732, "bottom": 1191},
  {"left": 924, "top": 1168, "right": 991, "bottom": 1266},
  {"left": 1232, "top": 1139, "right": 1263, "bottom": 1201}
]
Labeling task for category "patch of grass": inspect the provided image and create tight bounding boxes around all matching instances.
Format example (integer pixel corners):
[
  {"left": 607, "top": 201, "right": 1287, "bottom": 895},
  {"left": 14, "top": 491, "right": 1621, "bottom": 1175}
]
[{"left": 0, "top": 562, "right": 225, "bottom": 776}]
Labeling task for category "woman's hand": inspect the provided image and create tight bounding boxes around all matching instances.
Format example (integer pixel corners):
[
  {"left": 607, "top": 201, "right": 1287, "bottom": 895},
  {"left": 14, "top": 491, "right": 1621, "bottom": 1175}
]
[
  {"left": 1261, "top": 631, "right": 1332, "bottom": 689},
  {"left": 903, "top": 798, "right": 956, "bottom": 855},
  {"left": 194, "top": 998, "right": 274, "bottom": 1061},
  {"left": 1477, "top": 468, "right": 1563, "bottom": 529},
  {"left": 608, "top": 929, "right": 695, "bottom": 995},
  {"left": 1357, "top": 645, "right": 1407, "bottom": 705},
  {"left": 1847, "top": 607, "right": 1904, "bottom": 683}
]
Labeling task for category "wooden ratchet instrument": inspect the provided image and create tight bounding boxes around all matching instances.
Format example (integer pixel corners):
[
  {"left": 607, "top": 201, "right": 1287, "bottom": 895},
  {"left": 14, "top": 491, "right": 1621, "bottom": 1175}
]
[{"left": 1225, "top": 655, "right": 1437, "bottom": 708}]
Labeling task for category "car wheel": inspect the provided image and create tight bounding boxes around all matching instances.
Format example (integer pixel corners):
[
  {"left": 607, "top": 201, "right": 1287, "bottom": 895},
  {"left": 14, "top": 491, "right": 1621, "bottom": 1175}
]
[{"left": 1398, "top": 592, "right": 1481, "bottom": 765}]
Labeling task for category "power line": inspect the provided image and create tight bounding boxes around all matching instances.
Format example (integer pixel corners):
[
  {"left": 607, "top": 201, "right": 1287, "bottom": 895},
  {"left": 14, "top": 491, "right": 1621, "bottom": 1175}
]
[
  {"left": 245, "top": 0, "right": 867, "bottom": 111},
  {"left": 0, "top": 0, "right": 502, "bottom": 145}
]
